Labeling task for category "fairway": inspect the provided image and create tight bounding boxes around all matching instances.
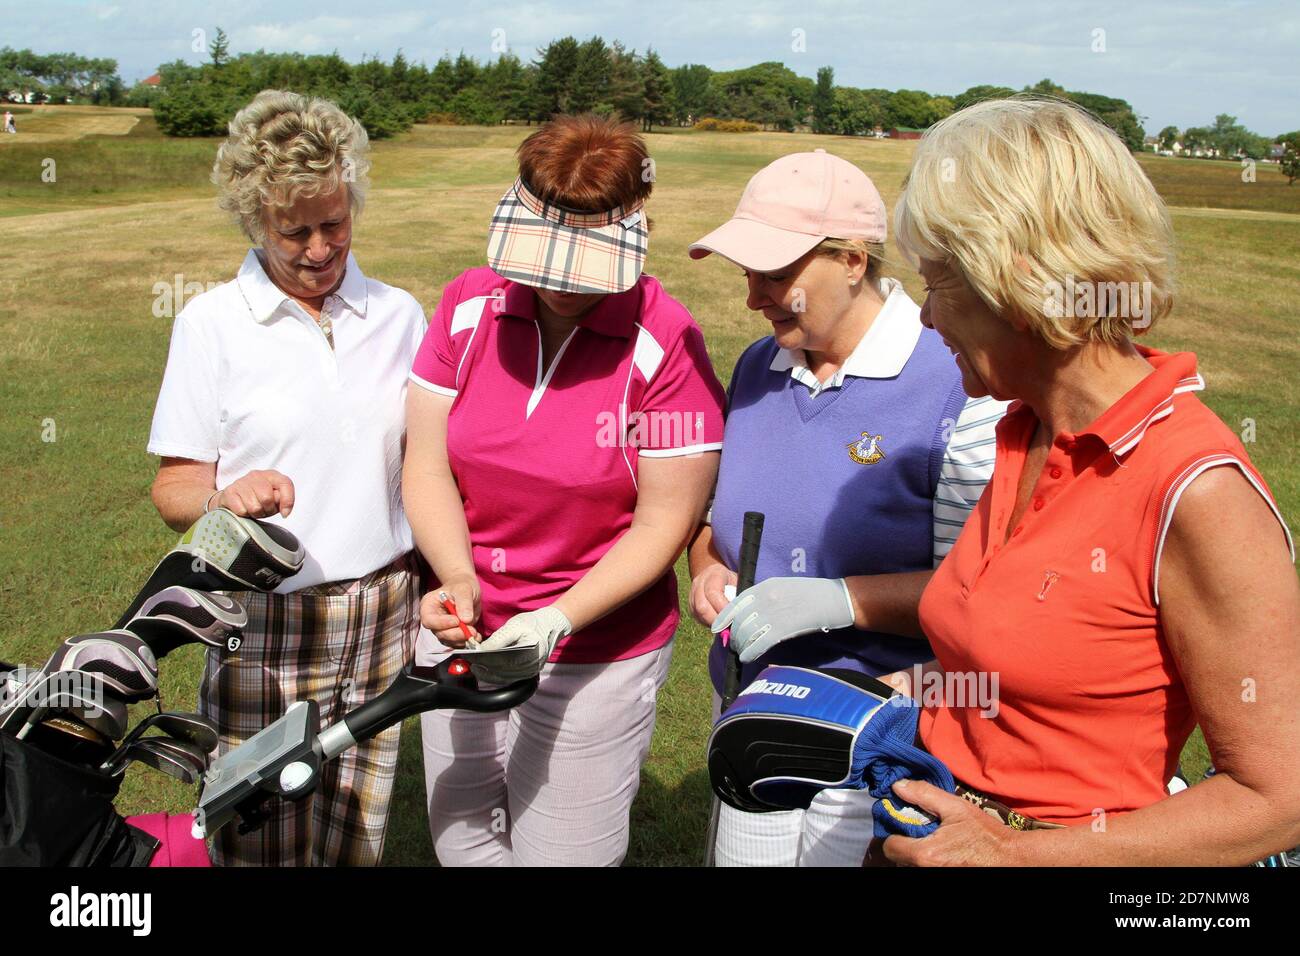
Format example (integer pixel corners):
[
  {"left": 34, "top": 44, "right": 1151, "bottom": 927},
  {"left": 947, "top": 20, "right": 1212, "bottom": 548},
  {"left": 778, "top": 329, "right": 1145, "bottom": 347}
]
[
  {"left": 1, "top": 109, "right": 1297, "bottom": 865},
  {"left": 0, "top": 104, "right": 150, "bottom": 143}
]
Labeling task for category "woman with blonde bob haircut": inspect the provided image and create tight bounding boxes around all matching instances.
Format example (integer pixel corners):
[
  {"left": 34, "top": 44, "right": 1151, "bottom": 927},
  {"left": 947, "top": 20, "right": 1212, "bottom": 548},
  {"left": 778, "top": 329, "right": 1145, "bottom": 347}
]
[
  {"left": 870, "top": 96, "right": 1300, "bottom": 865},
  {"left": 148, "top": 89, "right": 427, "bottom": 865}
]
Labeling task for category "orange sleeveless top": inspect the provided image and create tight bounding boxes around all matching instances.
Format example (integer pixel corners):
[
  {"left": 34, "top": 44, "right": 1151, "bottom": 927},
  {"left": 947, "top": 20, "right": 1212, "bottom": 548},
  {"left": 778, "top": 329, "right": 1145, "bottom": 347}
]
[{"left": 918, "top": 348, "right": 1293, "bottom": 826}]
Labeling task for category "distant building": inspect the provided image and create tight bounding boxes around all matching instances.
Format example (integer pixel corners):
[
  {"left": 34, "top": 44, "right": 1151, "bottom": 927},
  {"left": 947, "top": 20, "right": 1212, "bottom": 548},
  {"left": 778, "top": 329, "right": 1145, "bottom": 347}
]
[
  {"left": 1270, "top": 142, "right": 1286, "bottom": 160},
  {"left": 888, "top": 127, "right": 924, "bottom": 140},
  {"left": 143, "top": 73, "right": 162, "bottom": 87}
]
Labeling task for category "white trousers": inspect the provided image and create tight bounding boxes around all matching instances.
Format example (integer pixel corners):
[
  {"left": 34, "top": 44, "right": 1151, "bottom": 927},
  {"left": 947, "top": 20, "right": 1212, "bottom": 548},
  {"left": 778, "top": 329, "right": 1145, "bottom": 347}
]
[
  {"left": 712, "top": 693, "right": 878, "bottom": 866},
  {"left": 420, "top": 639, "right": 673, "bottom": 867}
]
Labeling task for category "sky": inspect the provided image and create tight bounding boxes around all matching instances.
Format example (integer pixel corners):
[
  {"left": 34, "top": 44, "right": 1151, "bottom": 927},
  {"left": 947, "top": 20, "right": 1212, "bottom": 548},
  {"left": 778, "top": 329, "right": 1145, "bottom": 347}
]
[{"left": 11, "top": 0, "right": 1300, "bottom": 136}]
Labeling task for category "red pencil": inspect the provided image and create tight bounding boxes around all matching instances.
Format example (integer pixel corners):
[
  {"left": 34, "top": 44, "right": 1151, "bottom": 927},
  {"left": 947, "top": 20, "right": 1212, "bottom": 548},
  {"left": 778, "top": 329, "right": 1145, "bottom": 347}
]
[{"left": 438, "top": 590, "right": 476, "bottom": 643}]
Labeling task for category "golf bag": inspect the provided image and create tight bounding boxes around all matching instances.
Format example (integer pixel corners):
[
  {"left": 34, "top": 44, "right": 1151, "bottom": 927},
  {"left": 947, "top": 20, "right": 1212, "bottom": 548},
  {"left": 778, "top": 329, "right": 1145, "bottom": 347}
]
[{"left": 0, "top": 731, "right": 157, "bottom": 866}]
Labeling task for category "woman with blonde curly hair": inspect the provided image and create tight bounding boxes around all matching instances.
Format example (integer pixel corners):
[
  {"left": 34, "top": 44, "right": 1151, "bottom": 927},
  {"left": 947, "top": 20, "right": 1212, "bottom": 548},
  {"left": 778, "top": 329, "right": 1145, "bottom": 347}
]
[{"left": 147, "top": 89, "right": 427, "bottom": 866}]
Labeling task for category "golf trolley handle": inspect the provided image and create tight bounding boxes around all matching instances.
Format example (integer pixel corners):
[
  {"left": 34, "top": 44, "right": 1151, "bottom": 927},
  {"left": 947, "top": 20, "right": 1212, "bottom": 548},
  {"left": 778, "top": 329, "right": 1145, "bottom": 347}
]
[{"left": 319, "top": 658, "right": 538, "bottom": 759}]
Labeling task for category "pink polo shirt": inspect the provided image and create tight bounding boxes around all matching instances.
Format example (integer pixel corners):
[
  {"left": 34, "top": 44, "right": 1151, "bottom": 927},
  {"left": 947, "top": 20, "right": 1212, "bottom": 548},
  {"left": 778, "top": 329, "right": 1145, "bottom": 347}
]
[{"left": 410, "top": 267, "right": 726, "bottom": 663}]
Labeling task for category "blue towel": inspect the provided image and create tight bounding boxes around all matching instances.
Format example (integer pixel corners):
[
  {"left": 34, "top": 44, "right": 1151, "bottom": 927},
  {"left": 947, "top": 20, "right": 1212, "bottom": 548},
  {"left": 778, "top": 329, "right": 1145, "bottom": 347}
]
[{"left": 850, "top": 694, "right": 955, "bottom": 838}]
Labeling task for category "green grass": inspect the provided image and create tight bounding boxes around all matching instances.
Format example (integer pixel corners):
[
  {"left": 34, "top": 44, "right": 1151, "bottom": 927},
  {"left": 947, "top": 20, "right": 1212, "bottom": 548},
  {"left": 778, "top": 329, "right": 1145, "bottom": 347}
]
[
  {"left": 1137, "top": 153, "right": 1300, "bottom": 216},
  {"left": 1, "top": 109, "right": 1296, "bottom": 863}
]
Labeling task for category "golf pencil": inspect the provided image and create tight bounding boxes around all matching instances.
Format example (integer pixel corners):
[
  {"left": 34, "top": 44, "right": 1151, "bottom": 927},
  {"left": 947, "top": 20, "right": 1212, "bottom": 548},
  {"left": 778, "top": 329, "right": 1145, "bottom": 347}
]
[{"left": 438, "top": 591, "right": 476, "bottom": 643}]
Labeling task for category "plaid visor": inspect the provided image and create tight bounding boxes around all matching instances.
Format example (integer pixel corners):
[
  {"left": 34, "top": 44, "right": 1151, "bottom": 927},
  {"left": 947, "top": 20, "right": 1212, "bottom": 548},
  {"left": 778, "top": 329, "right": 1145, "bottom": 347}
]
[{"left": 486, "top": 178, "right": 649, "bottom": 294}]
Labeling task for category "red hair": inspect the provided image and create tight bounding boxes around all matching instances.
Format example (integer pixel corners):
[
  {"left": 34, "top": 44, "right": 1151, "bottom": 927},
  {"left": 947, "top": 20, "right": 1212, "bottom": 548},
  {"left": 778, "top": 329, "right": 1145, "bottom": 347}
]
[{"left": 517, "top": 114, "right": 652, "bottom": 213}]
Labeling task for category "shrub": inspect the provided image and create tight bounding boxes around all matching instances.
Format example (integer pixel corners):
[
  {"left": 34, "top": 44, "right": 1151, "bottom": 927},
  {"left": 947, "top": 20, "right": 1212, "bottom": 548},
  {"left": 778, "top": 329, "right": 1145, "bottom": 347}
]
[{"left": 692, "top": 117, "right": 759, "bottom": 132}]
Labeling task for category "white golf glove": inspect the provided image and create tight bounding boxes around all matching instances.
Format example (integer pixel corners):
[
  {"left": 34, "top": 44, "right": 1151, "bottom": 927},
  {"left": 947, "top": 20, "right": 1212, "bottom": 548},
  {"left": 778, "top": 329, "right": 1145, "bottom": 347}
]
[
  {"left": 473, "top": 605, "right": 572, "bottom": 682},
  {"left": 711, "top": 577, "right": 855, "bottom": 664}
]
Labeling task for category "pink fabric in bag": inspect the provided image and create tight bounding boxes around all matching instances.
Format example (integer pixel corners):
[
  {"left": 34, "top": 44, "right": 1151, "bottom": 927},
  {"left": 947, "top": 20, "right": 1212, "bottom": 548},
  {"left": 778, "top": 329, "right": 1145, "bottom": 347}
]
[{"left": 127, "top": 813, "right": 212, "bottom": 867}]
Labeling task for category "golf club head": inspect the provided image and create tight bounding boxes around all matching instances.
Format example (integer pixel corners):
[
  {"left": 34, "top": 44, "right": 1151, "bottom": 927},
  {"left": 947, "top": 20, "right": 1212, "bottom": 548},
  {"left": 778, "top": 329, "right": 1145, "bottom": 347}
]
[
  {"left": 145, "top": 713, "right": 219, "bottom": 755},
  {"left": 115, "top": 508, "right": 305, "bottom": 628},
  {"left": 141, "top": 735, "right": 211, "bottom": 772},
  {"left": 113, "top": 738, "right": 204, "bottom": 785},
  {"left": 124, "top": 587, "right": 248, "bottom": 658},
  {"left": 41, "top": 677, "right": 131, "bottom": 740},
  {"left": 26, "top": 715, "right": 115, "bottom": 766},
  {"left": 44, "top": 631, "right": 158, "bottom": 703},
  {"left": 102, "top": 710, "right": 221, "bottom": 774},
  {"left": 9, "top": 670, "right": 130, "bottom": 740}
]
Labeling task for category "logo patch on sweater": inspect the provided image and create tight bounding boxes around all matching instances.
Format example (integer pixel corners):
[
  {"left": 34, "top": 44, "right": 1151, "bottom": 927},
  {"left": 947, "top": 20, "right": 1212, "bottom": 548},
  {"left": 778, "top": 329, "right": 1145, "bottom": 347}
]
[{"left": 847, "top": 431, "right": 886, "bottom": 465}]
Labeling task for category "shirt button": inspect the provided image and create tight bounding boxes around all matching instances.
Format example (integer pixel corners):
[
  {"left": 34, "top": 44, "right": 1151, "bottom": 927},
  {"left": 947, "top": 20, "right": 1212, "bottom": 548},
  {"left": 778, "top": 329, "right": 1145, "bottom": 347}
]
[
  {"left": 1049, "top": 466, "right": 1062, "bottom": 479},
  {"left": 1033, "top": 498, "right": 1045, "bottom": 511}
]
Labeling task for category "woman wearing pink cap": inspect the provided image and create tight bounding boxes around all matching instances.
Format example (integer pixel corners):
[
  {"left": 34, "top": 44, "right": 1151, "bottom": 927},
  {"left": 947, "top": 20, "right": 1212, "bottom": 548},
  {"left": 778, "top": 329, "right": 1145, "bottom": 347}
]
[
  {"left": 687, "top": 149, "right": 1005, "bottom": 866},
  {"left": 403, "top": 115, "right": 726, "bottom": 866}
]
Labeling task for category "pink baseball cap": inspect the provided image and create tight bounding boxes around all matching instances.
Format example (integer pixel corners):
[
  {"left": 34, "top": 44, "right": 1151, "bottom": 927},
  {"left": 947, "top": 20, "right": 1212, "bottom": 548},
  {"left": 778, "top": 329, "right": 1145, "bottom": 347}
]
[{"left": 688, "top": 149, "right": 887, "bottom": 272}]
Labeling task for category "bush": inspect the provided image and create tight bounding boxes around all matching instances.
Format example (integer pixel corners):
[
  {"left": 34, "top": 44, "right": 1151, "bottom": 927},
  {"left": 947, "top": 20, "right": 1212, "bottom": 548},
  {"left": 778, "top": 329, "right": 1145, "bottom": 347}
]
[
  {"left": 449, "top": 87, "right": 503, "bottom": 126},
  {"left": 154, "top": 83, "right": 241, "bottom": 136},
  {"left": 125, "top": 82, "right": 162, "bottom": 109},
  {"left": 692, "top": 117, "right": 759, "bottom": 132},
  {"left": 334, "top": 85, "right": 410, "bottom": 140}
]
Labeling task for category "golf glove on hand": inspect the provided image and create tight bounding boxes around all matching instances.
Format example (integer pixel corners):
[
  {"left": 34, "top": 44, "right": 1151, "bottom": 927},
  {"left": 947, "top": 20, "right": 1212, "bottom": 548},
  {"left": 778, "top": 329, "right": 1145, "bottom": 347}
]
[
  {"left": 711, "top": 577, "right": 855, "bottom": 664},
  {"left": 473, "top": 605, "right": 572, "bottom": 682}
]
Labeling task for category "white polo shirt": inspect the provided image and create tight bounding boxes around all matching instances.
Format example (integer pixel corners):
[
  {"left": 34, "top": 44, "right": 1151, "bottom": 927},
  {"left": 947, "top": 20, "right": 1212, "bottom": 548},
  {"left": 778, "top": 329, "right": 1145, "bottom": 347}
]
[{"left": 148, "top": 249, "right": 427, "bottom": 591}]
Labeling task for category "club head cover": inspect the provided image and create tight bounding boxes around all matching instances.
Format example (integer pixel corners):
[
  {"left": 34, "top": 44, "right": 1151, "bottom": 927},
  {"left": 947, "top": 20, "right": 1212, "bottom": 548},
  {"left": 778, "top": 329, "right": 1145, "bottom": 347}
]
[
  {"left": 706, "top": 665, "right": 955, "bottom": 839},
  {"left": 115, "top": 509, "right": 305, "bottom": 627},
  {"left": 46, "top": 631, "right": 159, "bottom": 703},
  {"left": 125, "top": 586, "right": 248, "bottom": 658}
]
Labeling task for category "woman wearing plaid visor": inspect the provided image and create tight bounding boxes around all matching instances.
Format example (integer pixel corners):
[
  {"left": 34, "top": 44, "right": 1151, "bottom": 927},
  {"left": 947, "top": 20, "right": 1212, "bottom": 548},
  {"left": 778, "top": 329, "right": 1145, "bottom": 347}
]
[{"left": 404, "top": 114, "right": 726, "bottom": 866}]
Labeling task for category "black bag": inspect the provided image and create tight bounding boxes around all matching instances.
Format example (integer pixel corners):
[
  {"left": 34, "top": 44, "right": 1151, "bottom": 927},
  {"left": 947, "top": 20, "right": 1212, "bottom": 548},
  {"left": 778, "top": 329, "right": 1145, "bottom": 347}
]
[{"left": 0, "top": 732, "right": 158, "bottom": 866}]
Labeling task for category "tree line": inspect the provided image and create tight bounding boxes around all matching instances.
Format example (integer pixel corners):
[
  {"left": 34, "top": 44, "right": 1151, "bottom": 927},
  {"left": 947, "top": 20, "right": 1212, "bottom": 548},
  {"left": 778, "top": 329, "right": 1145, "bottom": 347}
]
[
  {"left": 1155, "top": 114, "right": 1290, "bottom": 161},
  {"left": 1, "top": 47, "right": 124, "bottom": 104},
  {"left": 8, "top": 33, "right": 1287, "bottom": 161},
  {"left": 143, "top": 34, "right": 1152, "bottom": 149}
]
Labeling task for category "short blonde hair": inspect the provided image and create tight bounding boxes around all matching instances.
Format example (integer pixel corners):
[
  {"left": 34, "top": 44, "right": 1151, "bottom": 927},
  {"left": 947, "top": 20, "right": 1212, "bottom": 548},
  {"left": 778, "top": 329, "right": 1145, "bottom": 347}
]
[
  {"left": 212, "top": 89, "right": 371, "bottom": 242},
  {"left": 815, "top": 237, "right": 886, "bottom": 285},
  {"left": 894, "top": 96, "right": 1174, "bottom": 348}
]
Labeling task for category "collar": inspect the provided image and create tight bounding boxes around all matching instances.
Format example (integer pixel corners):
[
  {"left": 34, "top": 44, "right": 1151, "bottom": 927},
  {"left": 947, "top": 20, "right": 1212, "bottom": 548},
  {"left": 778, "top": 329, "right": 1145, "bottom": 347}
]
[
  {"left": 769, "top": 277, "right": 923, "bottom": 394},
  {"left": 496, "top": 278, "right": 641, "bottom": 339},
  {"left": 1004, "top": 346, "right": 1205, "bottom": 457},
  {"left": 236, "top": 248, "right": 368, "bottom": 324}
]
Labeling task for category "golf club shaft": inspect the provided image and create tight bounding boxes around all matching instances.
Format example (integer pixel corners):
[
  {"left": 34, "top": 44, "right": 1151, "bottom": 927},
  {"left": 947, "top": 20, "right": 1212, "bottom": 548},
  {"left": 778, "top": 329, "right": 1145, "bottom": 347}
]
[
  {"left": 722, "top": 511, "right": 765, "bottom": 710},
  {"left": 707, "top": 510, "right": 765, "bottom": 866}
]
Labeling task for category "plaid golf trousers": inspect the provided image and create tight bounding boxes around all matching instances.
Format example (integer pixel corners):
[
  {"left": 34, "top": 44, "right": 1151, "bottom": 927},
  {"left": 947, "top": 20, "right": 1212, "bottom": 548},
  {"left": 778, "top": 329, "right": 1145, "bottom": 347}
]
[{"left": 198, "top": 552, "right": 420, "bottom": 866}]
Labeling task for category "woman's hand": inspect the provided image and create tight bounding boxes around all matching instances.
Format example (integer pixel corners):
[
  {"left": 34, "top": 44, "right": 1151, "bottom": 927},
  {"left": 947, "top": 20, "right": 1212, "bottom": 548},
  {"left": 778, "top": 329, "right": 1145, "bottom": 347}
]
[
  {"left": 710, "top": 577, "right": 855, "bottom": 663},
  {"left": 881, "top": 779, "right": 1024, "bottom": 866},
  {"left": 689, "top": 562, "right": 737, "bottom": 628},
  {"left": 216, "top": 469, "right": 296, "bottom": 519},
  {"left": 421, "top": 574, "right": 481, "bottom": 647},
  {"left": 473, "top": 605, "right": 572, "bottom": 680}
]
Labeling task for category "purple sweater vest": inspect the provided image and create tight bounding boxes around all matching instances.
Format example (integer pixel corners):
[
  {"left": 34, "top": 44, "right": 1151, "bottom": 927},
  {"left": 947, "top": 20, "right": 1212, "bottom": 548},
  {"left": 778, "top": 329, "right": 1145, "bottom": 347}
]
[{"left": 709, "top": 331, "right": 967, "bottom": 692}]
